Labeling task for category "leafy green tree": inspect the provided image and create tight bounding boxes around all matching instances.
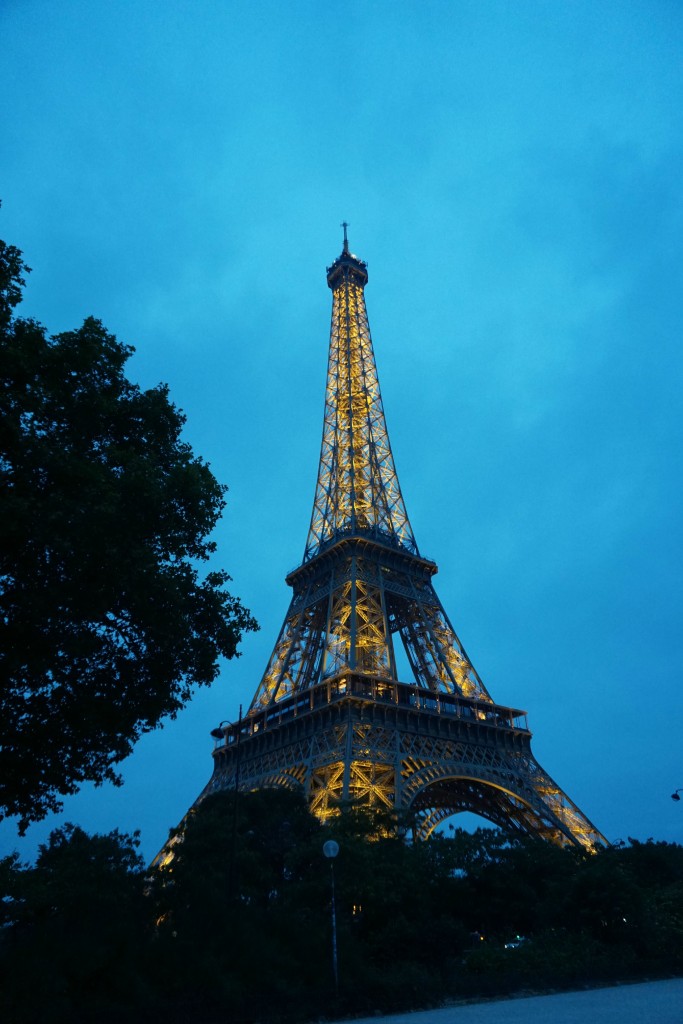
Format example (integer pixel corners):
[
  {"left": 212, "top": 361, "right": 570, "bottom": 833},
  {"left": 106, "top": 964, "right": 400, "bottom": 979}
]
[
  {"left": 564, "top": 839, "right": 683, "bottom": 966},
  {"left": 0, "top": 825, "right": 149, "bottom": 1024},
  {"left": 13, "top": 804, "right": 669, "bottom": 1023},
  {"left": 0, "top": 235, "right": 257, "bottom": 829},
  {"left": 152, "top": 789, "right": 330, "bottom": 1021}
]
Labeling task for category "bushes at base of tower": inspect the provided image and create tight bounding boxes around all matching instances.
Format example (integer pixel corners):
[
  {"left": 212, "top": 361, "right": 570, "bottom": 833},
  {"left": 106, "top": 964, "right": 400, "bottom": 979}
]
[{"left": 1, "top": 792, "right": 682, "bottom": 1023}]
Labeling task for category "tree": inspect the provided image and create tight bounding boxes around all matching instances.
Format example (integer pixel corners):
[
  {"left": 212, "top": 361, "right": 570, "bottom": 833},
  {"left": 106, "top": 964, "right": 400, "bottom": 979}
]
[
  {"left": 152, "top": 789, "right": 330, "bottom": 1021},
  {"left": 0, "top": 235, "right": 257, "bottom": 830},
  {"left": 0, "top": 825, "right": 149, "bottom": 1023}
]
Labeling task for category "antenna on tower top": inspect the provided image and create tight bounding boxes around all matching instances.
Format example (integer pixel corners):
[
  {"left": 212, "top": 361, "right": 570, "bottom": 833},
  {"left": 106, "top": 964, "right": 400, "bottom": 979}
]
[{"left": 341, "top": 221, "right": 349, "bottom": 253}]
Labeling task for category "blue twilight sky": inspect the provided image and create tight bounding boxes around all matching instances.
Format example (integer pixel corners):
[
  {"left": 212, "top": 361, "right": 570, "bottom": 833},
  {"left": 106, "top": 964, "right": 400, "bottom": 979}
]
[{"left": 1, "top": 1, "right": 682, "bottom": 863}]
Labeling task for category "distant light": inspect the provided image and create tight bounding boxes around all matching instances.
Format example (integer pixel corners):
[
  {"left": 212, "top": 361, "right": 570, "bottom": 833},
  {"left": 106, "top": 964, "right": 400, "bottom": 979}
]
[{"left": 323, "top": 840, "right": 340, "bottom": 859}]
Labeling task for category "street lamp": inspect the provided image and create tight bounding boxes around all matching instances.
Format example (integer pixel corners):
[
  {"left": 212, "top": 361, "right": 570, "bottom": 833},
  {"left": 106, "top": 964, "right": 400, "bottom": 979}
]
[
  {"left": 323, "top": 839, "right": 340, "bottom": 995},
  {"left": 671, "top": 789, "right": 682, "bottom": 802}
]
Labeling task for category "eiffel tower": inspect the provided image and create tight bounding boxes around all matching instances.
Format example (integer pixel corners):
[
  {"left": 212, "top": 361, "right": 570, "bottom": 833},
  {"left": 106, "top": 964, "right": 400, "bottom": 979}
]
[{"left": 192, "top": 230, "right": 606, "bottom": 850}]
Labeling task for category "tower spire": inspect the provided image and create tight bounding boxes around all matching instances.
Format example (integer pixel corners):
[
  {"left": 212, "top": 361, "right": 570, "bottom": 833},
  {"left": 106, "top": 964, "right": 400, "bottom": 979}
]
[
  {"left": 305, "top": 239, "right": 416, "bottom": 560},
  {"left": 341, "top": 220, "right": 349, "bottom": 253}
]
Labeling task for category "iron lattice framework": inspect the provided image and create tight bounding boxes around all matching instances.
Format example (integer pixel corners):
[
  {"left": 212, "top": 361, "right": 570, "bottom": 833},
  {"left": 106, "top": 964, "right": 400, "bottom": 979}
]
[{"left": 183, "top": 235, "right": 606, "bottom": 854}]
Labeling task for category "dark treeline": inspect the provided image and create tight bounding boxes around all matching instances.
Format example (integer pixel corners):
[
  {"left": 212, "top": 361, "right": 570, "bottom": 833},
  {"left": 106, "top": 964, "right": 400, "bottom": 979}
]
[{"left": 1, "top": 790, "right": 682, "bottom": 1024}]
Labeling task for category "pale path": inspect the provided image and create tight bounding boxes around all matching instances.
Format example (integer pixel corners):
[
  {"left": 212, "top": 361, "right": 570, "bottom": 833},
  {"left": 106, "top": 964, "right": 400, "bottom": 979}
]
[{"left": 332, "top": 979, "right": 683, "bottom": 1024}]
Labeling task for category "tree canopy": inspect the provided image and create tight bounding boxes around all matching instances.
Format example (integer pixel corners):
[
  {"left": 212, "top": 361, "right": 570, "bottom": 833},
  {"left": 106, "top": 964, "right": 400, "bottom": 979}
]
[
  {"left": 0, "top": 235, "right": 257, "bottom": 830},
  {"left": 2, "top": 796, "right": 681, "bottom": 1024}
]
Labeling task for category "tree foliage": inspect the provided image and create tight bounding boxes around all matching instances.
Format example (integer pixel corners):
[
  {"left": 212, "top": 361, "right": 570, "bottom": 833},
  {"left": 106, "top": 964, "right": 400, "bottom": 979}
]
[
  {"left": 0, "top": 235, "right": 257, "bottom": 829},
  {"left": 0, "top": 825, "right": 148, "bottom": 1023},
  {"left": 2, "top": 796, "right": 682, "bottom": 1024}
]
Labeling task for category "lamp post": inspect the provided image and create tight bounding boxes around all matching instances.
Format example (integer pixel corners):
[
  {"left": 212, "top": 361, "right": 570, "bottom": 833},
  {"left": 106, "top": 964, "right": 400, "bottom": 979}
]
[
  {"left": 323, "top": 839, "right": 340, "bottom": 995},
  {"left": 671, "top": 789, "right": 682, "bottom": 802},
  {"left": 210, "top": 705, "right": 243, "bottom": 899}
]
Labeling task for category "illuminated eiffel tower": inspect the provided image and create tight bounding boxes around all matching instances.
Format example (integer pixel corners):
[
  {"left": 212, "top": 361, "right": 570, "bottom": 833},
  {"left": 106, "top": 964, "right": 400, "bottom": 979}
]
[{"left": 195, "top": 229, "right": 606, "bottom": 849}]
